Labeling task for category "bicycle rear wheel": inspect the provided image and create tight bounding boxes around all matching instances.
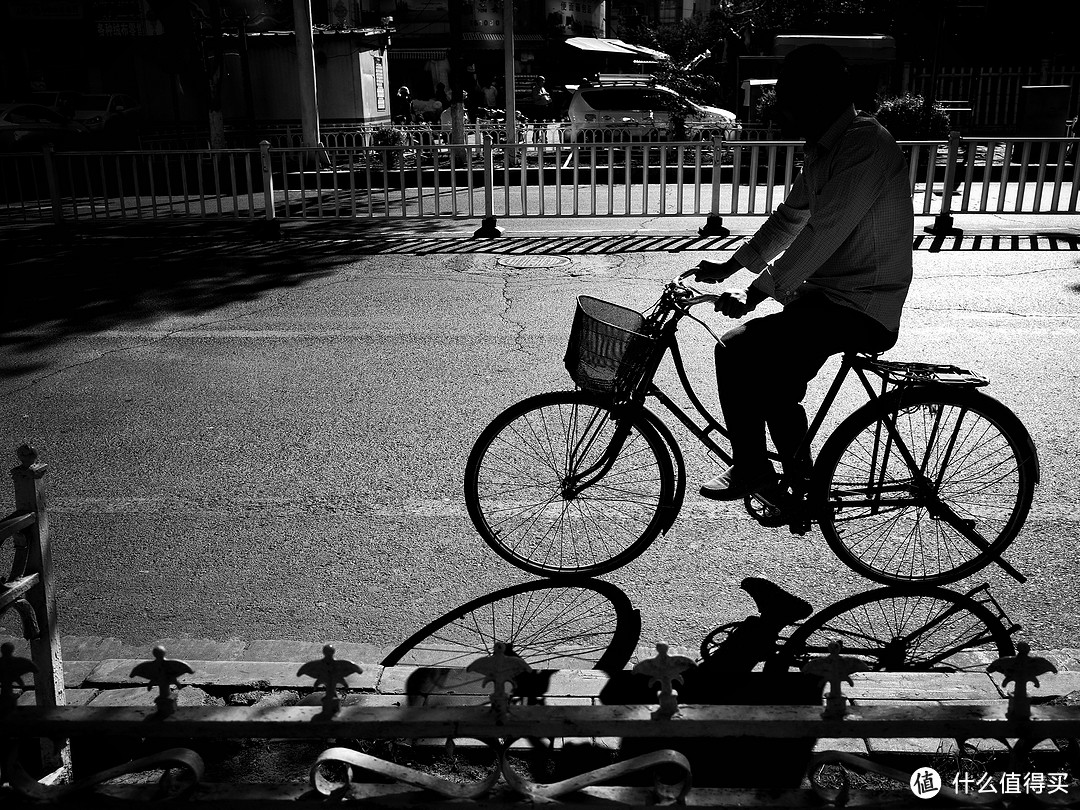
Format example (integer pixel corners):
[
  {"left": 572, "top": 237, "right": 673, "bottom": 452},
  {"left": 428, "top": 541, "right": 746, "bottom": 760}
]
[
  {"left": 464, "top": 391, "right": 675, "bottom": 578},
  {"left": 813, "top": 387, "right": 1038, "bottom": 586},
  {"left": 764, "top": 586, "right": 1016, "bottom": 674}
]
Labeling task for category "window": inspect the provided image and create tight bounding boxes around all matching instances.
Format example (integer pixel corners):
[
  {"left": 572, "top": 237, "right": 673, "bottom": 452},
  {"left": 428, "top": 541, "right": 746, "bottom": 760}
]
[{"left": 579, "top": 87, "right": 676, "bottom": 110}]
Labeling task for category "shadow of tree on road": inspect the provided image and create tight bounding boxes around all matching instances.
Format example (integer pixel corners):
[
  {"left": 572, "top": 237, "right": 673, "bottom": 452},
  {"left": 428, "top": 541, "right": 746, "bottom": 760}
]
[
  {"left": 0, "top": 233, "right": 349, "bottom": 379},
  {"left": 3, "top": 220, "right": 1077, "bottom": 378}
]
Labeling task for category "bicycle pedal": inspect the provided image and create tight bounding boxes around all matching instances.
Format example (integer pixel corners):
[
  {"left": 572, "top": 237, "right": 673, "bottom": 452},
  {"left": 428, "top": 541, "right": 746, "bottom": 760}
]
[{"left": 745, "top": 495, "right": 789, "bottom": 528}]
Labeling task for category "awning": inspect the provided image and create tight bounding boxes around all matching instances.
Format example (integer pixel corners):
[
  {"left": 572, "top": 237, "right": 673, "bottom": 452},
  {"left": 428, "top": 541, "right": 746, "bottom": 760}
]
[
  {"left": 603, "top": 38, "right": 670, "bottom": 61},
  {"left": 772, "top": 34, "right": 896, "bottom": 63},
  {"left": 564, "top": 36, "right": 637, "bottom": 55}
]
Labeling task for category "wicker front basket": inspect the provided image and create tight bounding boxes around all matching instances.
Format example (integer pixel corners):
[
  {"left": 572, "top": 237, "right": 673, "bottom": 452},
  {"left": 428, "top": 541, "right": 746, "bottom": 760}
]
[{"left": 564, "top": 296, "right": 658, "bottom": 393}]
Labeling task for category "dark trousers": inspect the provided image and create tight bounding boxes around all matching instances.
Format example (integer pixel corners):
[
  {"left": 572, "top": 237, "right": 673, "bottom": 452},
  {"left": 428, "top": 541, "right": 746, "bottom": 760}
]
[{"left": 715, "top": 293, "right": 898, "bottom": 481}]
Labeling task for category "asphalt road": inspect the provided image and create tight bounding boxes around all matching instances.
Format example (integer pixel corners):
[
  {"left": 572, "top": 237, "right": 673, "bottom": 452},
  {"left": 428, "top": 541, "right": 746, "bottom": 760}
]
[{"left": 1, "top": 214, "right": 1078, "bottom": 662}]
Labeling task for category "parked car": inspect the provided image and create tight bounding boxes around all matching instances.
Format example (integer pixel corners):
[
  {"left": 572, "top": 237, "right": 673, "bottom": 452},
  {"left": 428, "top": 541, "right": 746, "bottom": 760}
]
[
  {"left": 73, "top": 93, "right": 143, "bottom": 134},
  {"left": 25, "top": 90, "right": 81, "bottom": 118},
  {"left": 567, "top": 79, "right": 739, "bottom": 142},
  {"left": 0, "top": 102, "right": 89, "bottom": 151}
]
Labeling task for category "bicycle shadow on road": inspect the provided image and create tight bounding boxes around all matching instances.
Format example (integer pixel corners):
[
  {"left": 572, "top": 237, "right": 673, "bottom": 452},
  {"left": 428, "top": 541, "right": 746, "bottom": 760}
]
[{"left": 378, "top": 575, "right": 1018, "bottom": 786}]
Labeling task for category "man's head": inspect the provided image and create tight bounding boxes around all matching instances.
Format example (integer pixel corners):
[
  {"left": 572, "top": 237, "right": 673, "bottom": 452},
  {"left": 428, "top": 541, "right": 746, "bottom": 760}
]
[{"left": 774, "top": 44, "right": 853, "bottom": 140}]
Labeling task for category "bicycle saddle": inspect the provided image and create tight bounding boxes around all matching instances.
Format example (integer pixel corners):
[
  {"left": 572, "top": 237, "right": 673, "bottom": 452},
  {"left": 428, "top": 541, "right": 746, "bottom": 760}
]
[{"left": 740, "top": 577, "right": 814, "bottom": 625}]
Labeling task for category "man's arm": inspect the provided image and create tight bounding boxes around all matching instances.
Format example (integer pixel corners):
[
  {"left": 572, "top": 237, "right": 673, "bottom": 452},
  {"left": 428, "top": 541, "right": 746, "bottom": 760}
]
[
  {"left": 749, "top": 131, "right": 895, "bottom": 304},
  {"left": 730, "top": 170, "right": 812, "bottom": 274},
  {"left": 684, "top": 170, "right": 811, "bottom": 284}
]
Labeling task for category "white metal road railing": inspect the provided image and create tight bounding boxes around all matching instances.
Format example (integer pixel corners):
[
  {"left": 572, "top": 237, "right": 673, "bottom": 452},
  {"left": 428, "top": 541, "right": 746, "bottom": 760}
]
[{"left": 1, "top": 135, "right": 1077, "bottom": 230}]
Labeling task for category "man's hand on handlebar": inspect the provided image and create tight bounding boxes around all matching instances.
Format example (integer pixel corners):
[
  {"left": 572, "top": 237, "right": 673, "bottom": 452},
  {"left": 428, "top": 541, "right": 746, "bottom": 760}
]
[
  {"left": 714, "top": 289, "right": 752, "bottom": 318},
  {"left": 715, "top": 284, "right": 769, "bottom": 318},
  {"left": 680, "top": 257, "right": 742, "bottom": 284}
]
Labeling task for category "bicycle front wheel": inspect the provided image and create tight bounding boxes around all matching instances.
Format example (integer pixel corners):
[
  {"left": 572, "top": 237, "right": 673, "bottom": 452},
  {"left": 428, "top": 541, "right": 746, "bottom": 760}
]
[
  {"left": 464, "top": 391, "right": 676, "bottom": 578},
  {"left": 380, "top": 579, "right": 640, "bottom": 671},
  {"left": 813, "top": 387, "right": 1038, "bottom": 586}
]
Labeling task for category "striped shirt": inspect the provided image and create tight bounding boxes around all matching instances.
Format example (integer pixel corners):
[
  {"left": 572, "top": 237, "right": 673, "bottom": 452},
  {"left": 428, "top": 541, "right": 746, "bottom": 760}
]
[{"left": 733, "top": 106, "right": 914, "bottom": 332}]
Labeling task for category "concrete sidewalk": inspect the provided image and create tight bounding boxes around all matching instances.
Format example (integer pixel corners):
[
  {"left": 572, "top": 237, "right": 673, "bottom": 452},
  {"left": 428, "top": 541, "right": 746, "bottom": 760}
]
[{"left": 8, "top": 635, "right": 1080, "bottom": 763}]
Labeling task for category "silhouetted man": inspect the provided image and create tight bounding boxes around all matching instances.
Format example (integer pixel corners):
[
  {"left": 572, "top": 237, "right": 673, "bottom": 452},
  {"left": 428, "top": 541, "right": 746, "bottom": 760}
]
[{"left": 684, "top": 44, "right": 914, "bottom": 501}]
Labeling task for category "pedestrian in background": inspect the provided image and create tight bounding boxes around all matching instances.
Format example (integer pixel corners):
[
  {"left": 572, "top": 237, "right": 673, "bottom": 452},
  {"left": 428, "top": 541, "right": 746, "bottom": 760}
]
[
  {"left": 530, "top": 75, "right": 551, "bottom": 108},
  {"left": 481, "top": 78, "right": 499, "bottom": 110},
  {"left": 392, "top": 86, "right": 413, "bottom": 124}
]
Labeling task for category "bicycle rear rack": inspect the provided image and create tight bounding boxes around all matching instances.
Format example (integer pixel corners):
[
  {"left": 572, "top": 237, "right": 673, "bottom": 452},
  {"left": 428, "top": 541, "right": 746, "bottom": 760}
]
[{"left": 855, "top": 356, "right": 990, "bottom": 388}]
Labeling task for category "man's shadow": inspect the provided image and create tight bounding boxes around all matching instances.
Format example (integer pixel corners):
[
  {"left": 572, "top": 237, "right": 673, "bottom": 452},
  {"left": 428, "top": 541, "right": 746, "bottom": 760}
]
[{"left": 567, "top": 578, "right": 821, "bottom": 788}]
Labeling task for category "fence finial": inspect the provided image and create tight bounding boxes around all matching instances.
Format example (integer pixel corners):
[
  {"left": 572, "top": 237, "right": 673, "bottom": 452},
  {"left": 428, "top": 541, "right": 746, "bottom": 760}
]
[
  {"left": 633, "top": 643, "right": 696, "bottom": 719},
  {"left": 297, "top": 644, "right": 363, "bottom": 716},
  {"left": 803, "top": 640, "right": 864, "bottom": 720},
  {"left": 130, "top": 646, "right": 195, "bottom": 717},
  {"left": 987, "top": 641, "right": 1057, "bottom": 721},
  {"left": 466, "top": 641, "right": 532, "bottom": 721}
]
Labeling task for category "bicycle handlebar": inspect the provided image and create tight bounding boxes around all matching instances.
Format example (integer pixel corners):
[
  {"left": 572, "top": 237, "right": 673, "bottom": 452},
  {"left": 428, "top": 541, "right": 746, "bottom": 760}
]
[{"left": 666, "top": 274, "right": 720, "bottom": 309}]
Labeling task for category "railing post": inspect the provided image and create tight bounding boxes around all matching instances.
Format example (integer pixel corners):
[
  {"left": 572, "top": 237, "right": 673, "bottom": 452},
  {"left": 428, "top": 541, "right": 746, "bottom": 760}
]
[
  {"left": 41, "top": 145, "right": 64, "bottom": 225},
  {"left": 699, "top": 135, "right": 729, "bottom": 237},
  {"left": 474, "top": 135, "right": 502, "bottom": 237},
  {"left": 258, "top": 140, "right": 281, "bottom": 239},
  {"left": 11, "top": 444, "right": 70, "bottom": 777},
  {"left": 924, "top": 130, "right": 963, "bottom": 236}
]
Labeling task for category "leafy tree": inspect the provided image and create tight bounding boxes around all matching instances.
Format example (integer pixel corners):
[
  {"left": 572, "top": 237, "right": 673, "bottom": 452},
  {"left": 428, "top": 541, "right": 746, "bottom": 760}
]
[{"left": 873, "top": 93, "right": 950, "bottom": 140}]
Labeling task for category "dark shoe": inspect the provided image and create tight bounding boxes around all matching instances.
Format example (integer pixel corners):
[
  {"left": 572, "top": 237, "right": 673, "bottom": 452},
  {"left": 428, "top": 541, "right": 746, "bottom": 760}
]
[{"left": 699, "top": 466, "right": 776, "bottom": 501}]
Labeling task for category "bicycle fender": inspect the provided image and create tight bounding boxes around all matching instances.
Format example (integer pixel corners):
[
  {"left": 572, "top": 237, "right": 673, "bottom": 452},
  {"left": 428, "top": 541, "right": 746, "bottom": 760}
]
[{"left": 637, "top": 407, "right": 686, "bottom": 531}]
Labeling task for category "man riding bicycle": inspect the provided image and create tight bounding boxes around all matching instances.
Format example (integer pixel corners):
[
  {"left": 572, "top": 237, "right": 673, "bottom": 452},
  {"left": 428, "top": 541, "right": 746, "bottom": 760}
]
[{"left": 684, "top": 44, "right": 914, "bottom": 502}]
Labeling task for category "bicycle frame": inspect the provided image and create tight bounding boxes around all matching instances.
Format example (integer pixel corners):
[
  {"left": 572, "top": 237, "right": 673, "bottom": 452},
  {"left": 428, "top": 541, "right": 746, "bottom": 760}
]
[
  {"left": 638, "top": 313, "right": 889, "bottom": 472},
  {"left": 621, "top": 302, "right": 1029, "bottom": 582}
]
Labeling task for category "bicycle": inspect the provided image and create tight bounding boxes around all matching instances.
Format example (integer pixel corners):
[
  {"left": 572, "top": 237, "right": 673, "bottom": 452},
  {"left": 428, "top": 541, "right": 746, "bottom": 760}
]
[{"left": 464, "top": 278, "right": 1039, "bottom": 585}]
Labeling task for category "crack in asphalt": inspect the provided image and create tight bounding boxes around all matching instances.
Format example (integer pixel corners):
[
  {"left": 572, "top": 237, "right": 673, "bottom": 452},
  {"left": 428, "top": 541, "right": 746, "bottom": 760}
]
[
  {"left": 499, "top": 272, "right": 529, "bottom": 356},
  {"left": 918, "top": 266, "right": 1072, "bottom": 279},
  {"left": 906, "top": 304, "right": 1080, "bottom": 319}
]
